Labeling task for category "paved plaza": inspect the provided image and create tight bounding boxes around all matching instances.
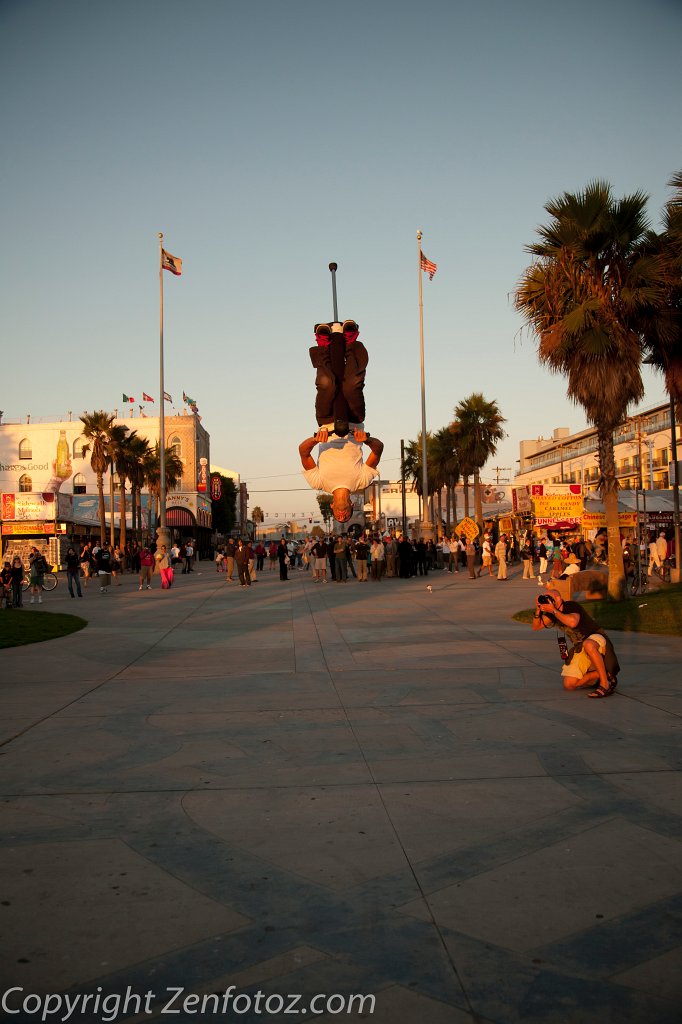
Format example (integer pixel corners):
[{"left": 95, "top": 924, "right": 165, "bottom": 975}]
[{"left": 1, "top": 562, "right": 681, "bottom": 1023}]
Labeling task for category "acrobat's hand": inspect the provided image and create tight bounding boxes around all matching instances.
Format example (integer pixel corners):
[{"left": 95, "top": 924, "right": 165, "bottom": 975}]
[
  {"left": 354, "top": 429, "right": 368, "bottom": 444},
  {"left": 315, "top": 429, "right": 329, "bottom": 444}
]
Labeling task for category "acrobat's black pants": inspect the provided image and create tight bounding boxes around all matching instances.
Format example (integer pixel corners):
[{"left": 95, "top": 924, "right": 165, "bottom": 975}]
[{"left": 309, "top": 334, "right": 368, "bottom": 426}]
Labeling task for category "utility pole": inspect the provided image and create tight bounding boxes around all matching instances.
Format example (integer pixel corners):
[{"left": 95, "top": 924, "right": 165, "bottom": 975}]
[{"left": 491, "top": 466, "right": 511, "bottom": 485}]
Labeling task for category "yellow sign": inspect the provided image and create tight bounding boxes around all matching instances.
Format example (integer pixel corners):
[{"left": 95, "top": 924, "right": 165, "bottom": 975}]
[
  {"left": 533, "top": 493, "right": 584, "bottom": 522},
  {"left": 499, "top": 516, "right": 513, "bottom": 533},
  {"left": 456, "top": 516, "right": 480, "bottom": 540},
  {"left": 581, "top": 512, "right": 638, "bottom": 530}
]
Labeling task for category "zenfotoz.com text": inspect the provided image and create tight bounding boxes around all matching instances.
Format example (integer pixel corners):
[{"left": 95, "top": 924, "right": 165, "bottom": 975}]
[{"left": 1, "top": 986, "right": 376, "bottom": 1021}]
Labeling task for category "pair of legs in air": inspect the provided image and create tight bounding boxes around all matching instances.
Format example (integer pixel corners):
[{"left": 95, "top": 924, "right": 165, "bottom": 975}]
[{"left": 310, "top": 320, "right": 367, "bottom": 435}]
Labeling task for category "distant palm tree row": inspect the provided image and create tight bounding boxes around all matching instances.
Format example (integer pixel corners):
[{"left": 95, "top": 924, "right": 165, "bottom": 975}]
[
  {"left": 403, "top": 393, "right": 506, "bottom": 534},
  {"left": 80, "top": 410, "right": 183, "bottom": 545},
  {"left": 515, "top": 170, "right": 682, "bottom": 600}
]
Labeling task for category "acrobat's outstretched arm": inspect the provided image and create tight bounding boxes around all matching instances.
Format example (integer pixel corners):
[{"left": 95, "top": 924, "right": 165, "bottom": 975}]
[
  {"left": 353, "top": 430, "right": 384, "bottom": 468},
  {"left": 298, "top": 430, "right": 328, "bottom": 469}
]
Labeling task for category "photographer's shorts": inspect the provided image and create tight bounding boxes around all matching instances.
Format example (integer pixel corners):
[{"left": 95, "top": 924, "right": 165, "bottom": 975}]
[{"left": 561, "top": 633, "right": 606, "bottom": 679}]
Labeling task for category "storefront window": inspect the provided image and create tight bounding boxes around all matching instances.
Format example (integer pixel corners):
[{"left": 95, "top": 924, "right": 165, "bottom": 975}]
[
  {"left": 19, "top": 438, "right": 32, "bottom": 459},
  {"left": 19, "top": 474, "right": 32, "bottom": 492}
]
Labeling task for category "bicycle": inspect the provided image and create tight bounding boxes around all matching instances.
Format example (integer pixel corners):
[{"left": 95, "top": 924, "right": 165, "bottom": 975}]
[
  {"left": 21, "top": 567, "right": 59, "bottom": 593},
  {"left": 629, "top": 568, "right": 648, "bottom": 597}
]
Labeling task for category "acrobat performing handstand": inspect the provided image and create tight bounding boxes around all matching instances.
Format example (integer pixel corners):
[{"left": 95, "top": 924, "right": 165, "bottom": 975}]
[{"left": 299, "top": 308, "right": 383, "bottom": 524}]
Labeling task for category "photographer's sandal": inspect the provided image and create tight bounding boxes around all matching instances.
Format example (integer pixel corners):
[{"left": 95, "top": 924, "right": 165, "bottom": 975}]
[{"left": 587, "top": 676, "right": 618, "bottom": 699}]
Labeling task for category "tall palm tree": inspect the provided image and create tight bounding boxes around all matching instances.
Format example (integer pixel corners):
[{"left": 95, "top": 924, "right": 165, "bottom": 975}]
[
  {"left": 106, "top": 424, "right": 129, "bottom": 547},
  {"left": 126, "top": 433, "right": 151, "bottom": 539},
  {"left": 111, "top": 428, "right": 142, "bottom": 553},
  {"left": 515, "top": 180, "right": 667, "bottom": 599},
  {"left": 432, "top": 425, "right": 460, "bottom": 533},
  {"left": 640, "top": 170, "right": 682, "bottom": 406},
  {"left": 453, "top": 394, "right": 506, "bottom": 532},
  {"left": 402, "top": 433, "right": 440, "bottom": 526},
  {"left": 144, "top": 443, "right": 184, "bottom": 532},
  {"left": 450, "top": 421, "right": 474, "bottom": 519},
  {"left": 80, "top": 411, "right": 115, "bottom": 544}
]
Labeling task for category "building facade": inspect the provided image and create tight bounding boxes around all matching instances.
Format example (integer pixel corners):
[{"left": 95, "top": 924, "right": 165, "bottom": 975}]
[
  {"left": 514, "top": 402, "right": 678, "bottom": 492},
  {"left": 0, "top": 412, "right": 212, "bottom": 562}
]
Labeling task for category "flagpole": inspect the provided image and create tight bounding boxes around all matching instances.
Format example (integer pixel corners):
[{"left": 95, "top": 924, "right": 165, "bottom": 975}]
[
  {"left": 158, "top": 232, "right": 169, "bottom": 549},
  {"left": 417, "top": 230, "right": 433, "bottom": 540}
]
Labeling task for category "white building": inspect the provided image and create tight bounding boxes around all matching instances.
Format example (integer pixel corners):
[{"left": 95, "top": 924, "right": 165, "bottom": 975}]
[
  {"left": 0, "top": 411, "right": 212, "bottom": 561},
  {"left": 514, "top": 402, "right": 678, "bottom": 492}
]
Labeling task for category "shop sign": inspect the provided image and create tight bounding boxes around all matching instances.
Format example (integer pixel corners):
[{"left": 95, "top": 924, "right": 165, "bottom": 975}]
[
  {"left": 1, "top": 521, "right": 64, "bottom": 536},
  {"left": 512, "top": 486, "right": 532, "bottom": 514},
  {"left": 456, "top": 516, "right": 480, "bottom": 540},
  {"left": 498, "top": 516, "right": 513, "bottom": 533},
  {"left": 581, "top": 511, "right": 638, "bottom": 530},
  {"left": 532, "top": 492, "right": 584, "bottom": 526},
  {"left": 2, "top": 492, "right": 55, "bottom": 521},
  {"left": 210, "top": 474, "right": 222, "bottom": 501}
]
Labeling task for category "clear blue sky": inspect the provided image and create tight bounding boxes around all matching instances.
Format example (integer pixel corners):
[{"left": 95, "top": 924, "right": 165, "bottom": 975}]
[{"left": 2, "top": 0, "right": 679, "bottom": 519}]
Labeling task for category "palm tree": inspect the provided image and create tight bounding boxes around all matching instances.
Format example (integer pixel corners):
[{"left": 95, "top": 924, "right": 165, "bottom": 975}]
[
  {"left": 126, "top": 433, "right": 151, "bottom": 540},
  {"left": 402, "top": 433, "right": 441, "bottom": 526},
  {"left": 640, "top": 170, "right": 682, "bottom": 406},
  {"left": 111, "top": 429, "right": 142, "bottom": 554},
  {"left": 80, "top": 411, "right": 115, "bottom": 544},
  {"left": 453, "top": 394, "right": 506, "bottom": 532},
  {"left": 432, "top": 425, "right": 460, "bottom": 533},
  {"left": 317, "top": 493, "right": 333, "bottom": 527},
  {"left": 106, "top": 423, "right": 129, "bottom": 547},
  {"left": 251, "top": 505, "right": 264, "bottom": 540},
  {"left": 144, "top": 443, "right": 184, "bottom": 532},
  {"left": 515, "top": 180, "right": 667, "bottom": 599}
]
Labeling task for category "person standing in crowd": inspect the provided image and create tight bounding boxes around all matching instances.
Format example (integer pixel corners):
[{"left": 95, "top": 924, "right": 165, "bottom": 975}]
[
  {"left": 65, "top": 545, "right": 83, "bottom": 598},
  {"left": 139, "top": 546, "right": 154, "bottom": 590},
  {"left": 28, "top": 546, "right": 46, "bottom": 604},
  {"left": 255, "top": 540, "right": 266, "bottom": 572},
  {"left": 215, "top": 547, "right": 224, "bottom": 573},
  {"left": 112, "top": 545, "right": 123, "bottom": 585},
  {"left": 277, "top": 537, "right": 289, "bottom": 581},
  {"left": 223, "top": 538, "right": 235, "bottom": 581},
  {"left": 11, "top": 555, "right": 24, "bottom": 608},
  {"left": 537, "top": 536, "right": 548, "bottom": 578},
  {"left": 415, "top": 538, "right": 428, "bottom": 576},
  {"left": 96, "top": 542, "right": 112, "bottom": 594},
  {"left": 370, "top": 535, "right": 385, "bottom": 580},
  {"left": 79, "top": 542, "right": 92, "bottom": 588},
  {"left": 235, "top": 538, "right": 251, "bottom": 587},
  {"left": 183, "top": 540, "right": 194, "bottom": 574},
  {"left": 465, "top": 538, "right": 477, "bottom": 579},
  {"left": 155, "top": 544, "right": 173, "bottom": 589},
  {"left": 345, "top": 535, "right": 357, "bottom": 578},
  {"left": 247, "top": 539, "right": 258, "bottom": 583},
  {"left": 521, "top": 539, "right": 534, "bottom": 579},
  {"left": 354, "top": 536, "right": 369, "bottom": 581},
  {"left": 333, "top": 535, "right": 347, "bottom": 582},
  {"left": 311, "top": 536, "right": 327, "bottom": 582},
  {"left": 495, "top": 534, "right": 509, "bottom": 581},
  {"left": 1, "top": 560, "right": 12, "bottom": 609},
  {"left": 480, "top": 534, "right": 493, "bottom": 577}
]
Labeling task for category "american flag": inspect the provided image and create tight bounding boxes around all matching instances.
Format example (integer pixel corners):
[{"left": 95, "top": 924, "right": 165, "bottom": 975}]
[
  {"left": 420, "top": 252, "right": 438, "bottom": 280},
  {"left": 162, "top": 249, "right": 183, "bottom": 276}
]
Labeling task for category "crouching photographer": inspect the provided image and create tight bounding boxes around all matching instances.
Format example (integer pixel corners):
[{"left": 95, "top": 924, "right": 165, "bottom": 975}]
[{"left": 532, "top": 588, "right": 620, "bottom": 699}]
